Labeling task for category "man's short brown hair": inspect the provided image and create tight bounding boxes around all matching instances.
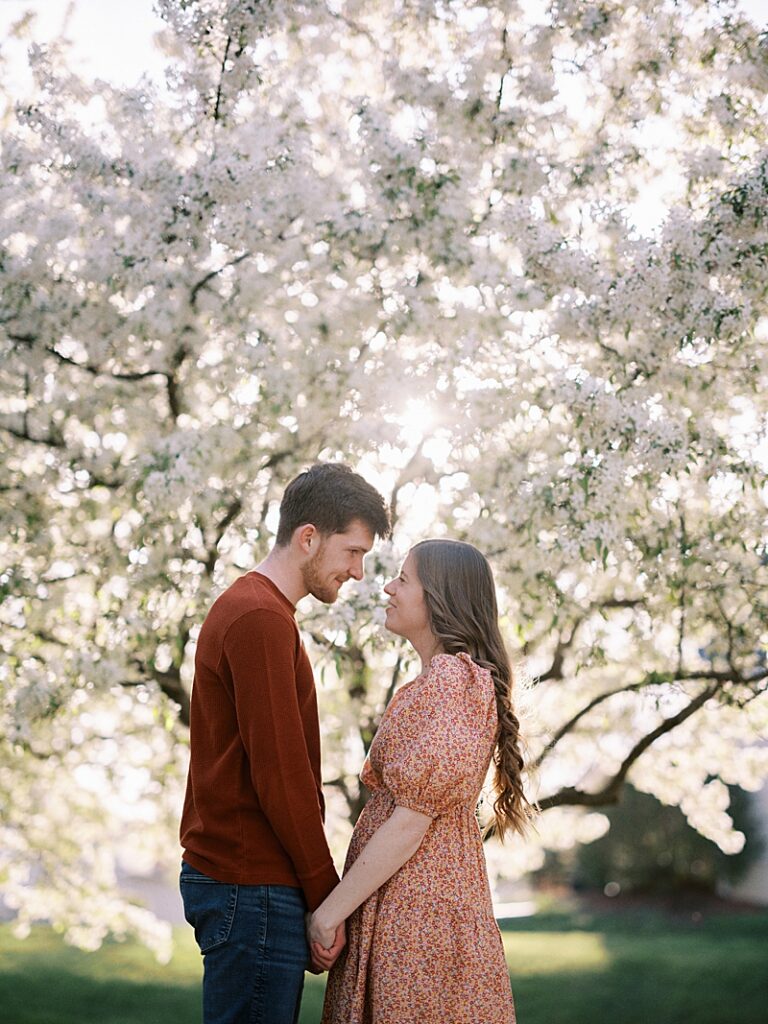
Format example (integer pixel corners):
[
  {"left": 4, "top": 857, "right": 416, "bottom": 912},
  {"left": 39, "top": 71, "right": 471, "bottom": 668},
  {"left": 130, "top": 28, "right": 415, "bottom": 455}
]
[{"left": 275, "top": 463, "right": 391, "bottom": 546}]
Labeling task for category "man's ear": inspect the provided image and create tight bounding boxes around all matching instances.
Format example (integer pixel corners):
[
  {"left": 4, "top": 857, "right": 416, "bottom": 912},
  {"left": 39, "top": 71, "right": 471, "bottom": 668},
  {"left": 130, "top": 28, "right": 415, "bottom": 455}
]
[{"left": 295, "top": 523, "right": 317, "bottom": 555}]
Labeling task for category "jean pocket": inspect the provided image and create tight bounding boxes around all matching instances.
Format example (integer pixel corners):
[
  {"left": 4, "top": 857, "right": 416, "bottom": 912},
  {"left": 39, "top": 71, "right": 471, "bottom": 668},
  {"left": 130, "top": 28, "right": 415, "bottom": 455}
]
[{"left": 180, "top": 876, "right": 238, "bottom": 953}]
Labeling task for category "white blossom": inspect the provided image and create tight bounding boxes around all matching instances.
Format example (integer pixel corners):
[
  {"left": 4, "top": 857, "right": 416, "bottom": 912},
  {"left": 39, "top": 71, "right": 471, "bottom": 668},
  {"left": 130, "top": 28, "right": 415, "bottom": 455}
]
[{"left": 1, "top": 0, "right": 767, "bottom": 956}]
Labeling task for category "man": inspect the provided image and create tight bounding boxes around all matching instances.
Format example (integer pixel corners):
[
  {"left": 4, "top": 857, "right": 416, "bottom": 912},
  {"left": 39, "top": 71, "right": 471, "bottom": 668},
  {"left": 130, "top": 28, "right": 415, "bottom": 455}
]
[{"left": 179, "top": 463, "right": 391, "bottom": 1024}]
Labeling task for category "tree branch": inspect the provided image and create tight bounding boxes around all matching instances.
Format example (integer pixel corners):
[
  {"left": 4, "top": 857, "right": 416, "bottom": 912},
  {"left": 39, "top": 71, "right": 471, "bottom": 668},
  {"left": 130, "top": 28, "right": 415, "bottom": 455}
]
[
  {"left": 537, "top": 679, "right": 724, "bottom": 810},
  {"left": 4, "top": 622, "right": 69, "bottom": 648},
  {"left": 537, "top": 615, "right": 583, "bottom": 683},
  {"left": 130, "top": 656, "right": 190, "bottom": 727},
  {"left": 537, "top": 597, "right": 643, "bottom": 682},
  {"left": 677, "top": 510, "right": 687, "bottom": 677},
  {"left": 1, "top": 420, "right": 64, "bottom": 448},
  {"left": 6, "top": 329, "right": 37, "bottom": 346},
  {"left": 190, "top": 251, "right": 250, "bottom": 308},
  {"left": 213, "top": 34, "right": 232, "bottom": 123},
  {"left": 1, "top": 420, "right": 125, "bottom": 488},
  {"left": 381, "top": 654, "right": 403, "bottom": 711},
  {"left": 534, "top": 678, "right": 655, "bottom": 768},
  {"left": 204, "top": 496, "right": 244, "bottom": 576},
  {"left": 388, "top": 440, "right": 435, "bottom": 530},
  {"left": 165, "top": 341, "right": 190, "bottom": 420},
  {"left": 327, "top": 9, "right": 378, "bottom": 47},
  {"left": 535, "top": 666, "right": 768, "bottom": 769},
  {"left": 80, "top": 469, "right": 124, "bottom": 490},
  {"left": 45, "top": 346, "right": 168, "bottom": 382}
]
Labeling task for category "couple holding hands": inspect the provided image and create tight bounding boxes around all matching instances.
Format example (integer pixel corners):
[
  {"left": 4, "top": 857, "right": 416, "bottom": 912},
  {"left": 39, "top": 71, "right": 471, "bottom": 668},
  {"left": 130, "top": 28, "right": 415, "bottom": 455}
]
[{"left": 180, "top": 462, "right": 534, "bottom": 1024}]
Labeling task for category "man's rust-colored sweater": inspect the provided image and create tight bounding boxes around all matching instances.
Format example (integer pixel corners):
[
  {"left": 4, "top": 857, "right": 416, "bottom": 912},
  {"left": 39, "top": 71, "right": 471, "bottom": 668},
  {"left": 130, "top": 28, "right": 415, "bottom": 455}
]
[{"left": 180, "top": 571, "right": 339, "bottom": 911}]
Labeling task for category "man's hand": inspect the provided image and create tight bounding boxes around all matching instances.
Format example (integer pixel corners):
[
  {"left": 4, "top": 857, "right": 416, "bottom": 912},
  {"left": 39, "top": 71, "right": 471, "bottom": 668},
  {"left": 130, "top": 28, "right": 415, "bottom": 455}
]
[{"left": 306, "top": 915, "right": 346, "bottom": 972}]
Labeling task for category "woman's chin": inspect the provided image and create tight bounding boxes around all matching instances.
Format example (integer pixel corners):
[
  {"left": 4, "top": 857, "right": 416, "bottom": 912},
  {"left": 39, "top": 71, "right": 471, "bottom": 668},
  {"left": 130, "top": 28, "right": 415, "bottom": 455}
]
[{"left": 383, "top": 612, "right": 400, "bottom": 636}]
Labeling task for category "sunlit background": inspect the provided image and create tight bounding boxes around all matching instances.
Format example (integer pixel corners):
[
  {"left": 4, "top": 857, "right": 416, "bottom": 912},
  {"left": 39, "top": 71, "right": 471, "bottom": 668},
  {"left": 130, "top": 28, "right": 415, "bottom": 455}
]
[{"left": 1, "top": 3, "right": 767, "bottom": 1021}]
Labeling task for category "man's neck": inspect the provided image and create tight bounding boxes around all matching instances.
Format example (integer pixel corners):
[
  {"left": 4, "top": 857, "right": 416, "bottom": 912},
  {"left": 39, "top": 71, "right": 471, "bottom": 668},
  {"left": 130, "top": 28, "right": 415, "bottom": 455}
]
[{"left": 253, "top": 547, "right": 308, "bottom": 607}]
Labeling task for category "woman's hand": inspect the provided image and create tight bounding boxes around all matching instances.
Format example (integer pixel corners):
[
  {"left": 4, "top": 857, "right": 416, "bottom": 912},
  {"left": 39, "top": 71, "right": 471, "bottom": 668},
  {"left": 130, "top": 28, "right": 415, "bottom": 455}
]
[
  {"left": 303, "top": 806, "right": 430, "bottom": 972},
  {"left": 306, "top": 912, "right": 346, "bottom": 971},
  {"left": 308, "top": 908, "right": 336, "bottom": 949}
]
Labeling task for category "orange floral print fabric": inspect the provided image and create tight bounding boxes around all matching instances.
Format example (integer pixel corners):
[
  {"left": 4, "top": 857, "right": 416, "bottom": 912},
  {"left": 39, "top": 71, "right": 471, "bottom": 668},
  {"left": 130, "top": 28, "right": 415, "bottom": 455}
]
[{"left": 321, "top": 652, "right": 516, "bottom": 1024}]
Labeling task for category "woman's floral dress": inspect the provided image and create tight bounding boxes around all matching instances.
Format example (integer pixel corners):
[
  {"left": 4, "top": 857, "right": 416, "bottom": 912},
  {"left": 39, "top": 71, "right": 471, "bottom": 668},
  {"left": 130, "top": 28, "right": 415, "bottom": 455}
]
[{"left": 321, "top": 652, "right": 516, "bottom": 1024}]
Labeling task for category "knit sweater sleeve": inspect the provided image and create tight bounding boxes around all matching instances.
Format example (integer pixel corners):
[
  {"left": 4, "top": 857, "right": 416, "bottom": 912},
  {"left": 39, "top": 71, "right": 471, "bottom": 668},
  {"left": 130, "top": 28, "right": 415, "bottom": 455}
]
[{"left": 222, "top": 608, "right": 339, "bottom": 910}]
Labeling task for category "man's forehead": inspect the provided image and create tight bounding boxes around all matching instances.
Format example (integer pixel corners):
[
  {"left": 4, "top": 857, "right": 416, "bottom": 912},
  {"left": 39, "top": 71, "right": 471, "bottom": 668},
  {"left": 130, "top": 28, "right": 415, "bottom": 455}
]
[{"left": 335, "top": 519, "right": 375, "bottom": 547}]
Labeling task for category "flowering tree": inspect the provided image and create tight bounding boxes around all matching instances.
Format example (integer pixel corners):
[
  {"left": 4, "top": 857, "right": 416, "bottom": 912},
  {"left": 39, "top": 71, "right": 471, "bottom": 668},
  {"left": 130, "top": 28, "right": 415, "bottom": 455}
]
[{"left": 1, "top": 0, "right": 766, "bottom": 956}]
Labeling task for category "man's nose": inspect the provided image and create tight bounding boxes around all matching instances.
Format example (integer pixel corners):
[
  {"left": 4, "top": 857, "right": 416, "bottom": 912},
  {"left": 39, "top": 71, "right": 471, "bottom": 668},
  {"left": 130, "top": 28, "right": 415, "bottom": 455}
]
[{"left": 350, "top": 560, "right": 364, "bottom": 581}]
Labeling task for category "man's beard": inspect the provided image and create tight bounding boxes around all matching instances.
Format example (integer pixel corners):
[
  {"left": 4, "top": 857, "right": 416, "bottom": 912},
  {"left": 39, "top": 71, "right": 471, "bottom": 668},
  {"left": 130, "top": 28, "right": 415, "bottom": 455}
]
[{"left": 301, "top": 547, "right": 340, "bottom": 604}]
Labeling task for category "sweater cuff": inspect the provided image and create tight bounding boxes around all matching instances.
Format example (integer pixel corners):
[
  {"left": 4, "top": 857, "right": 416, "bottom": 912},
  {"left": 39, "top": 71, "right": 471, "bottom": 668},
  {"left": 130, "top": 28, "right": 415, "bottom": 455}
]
[{"left": 299, "top": 860, "right": 341, "bottom": 912}]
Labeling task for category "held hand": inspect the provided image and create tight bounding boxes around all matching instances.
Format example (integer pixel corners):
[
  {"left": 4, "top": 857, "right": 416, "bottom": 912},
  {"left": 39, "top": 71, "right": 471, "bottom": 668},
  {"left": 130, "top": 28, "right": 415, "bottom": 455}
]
[
  {"left": 306, "top": 915, "right": 346, "bottom": 972},
  {"left": 312, "top": 922, "right": 346, "bottom": 971},
  {"left": 307, "top": 909, "right": 336, "bottom": 950},
  {"left": 309, "top": 909, "right": 337, "bottom": 946}
]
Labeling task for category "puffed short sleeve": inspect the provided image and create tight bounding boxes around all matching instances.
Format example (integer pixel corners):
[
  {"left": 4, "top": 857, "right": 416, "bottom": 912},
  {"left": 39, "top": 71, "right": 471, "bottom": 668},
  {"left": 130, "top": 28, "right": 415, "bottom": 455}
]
[{"left": 380, "top": 653, "right": 497, "bottom": 818}]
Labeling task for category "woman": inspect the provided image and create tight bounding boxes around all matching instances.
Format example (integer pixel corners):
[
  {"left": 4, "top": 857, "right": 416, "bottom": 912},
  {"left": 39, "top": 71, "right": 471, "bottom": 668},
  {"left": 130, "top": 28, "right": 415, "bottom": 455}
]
[{"left": 309, "top": 538, "right": 536, "bottom": 1024}]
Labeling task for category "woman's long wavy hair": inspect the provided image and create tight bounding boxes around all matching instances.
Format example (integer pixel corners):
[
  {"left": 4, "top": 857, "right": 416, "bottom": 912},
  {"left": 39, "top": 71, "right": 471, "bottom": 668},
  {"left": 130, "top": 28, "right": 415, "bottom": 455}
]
[{"left": 412, "top": 539, "right": 537, "bottom": 840}]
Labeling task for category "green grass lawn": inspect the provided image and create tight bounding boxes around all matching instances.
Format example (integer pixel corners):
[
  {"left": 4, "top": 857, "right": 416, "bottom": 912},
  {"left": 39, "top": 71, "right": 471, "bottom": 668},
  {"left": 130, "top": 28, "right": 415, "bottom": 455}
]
[{"left": 1, "top": 903, "right": 765, "bottom": 1024}]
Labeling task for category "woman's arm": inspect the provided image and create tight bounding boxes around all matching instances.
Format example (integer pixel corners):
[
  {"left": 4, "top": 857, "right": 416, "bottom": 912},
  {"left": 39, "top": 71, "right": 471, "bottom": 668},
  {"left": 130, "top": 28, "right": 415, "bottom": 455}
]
[{"left": 308, "top": 805, "right": 432, "bottom": 952}]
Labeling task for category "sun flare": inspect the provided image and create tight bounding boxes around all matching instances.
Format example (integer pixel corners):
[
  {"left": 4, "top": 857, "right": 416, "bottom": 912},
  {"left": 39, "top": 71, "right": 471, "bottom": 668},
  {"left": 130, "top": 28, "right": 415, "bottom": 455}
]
[{"left": 395, "top": 399, "right": 436, "bottom": 443}]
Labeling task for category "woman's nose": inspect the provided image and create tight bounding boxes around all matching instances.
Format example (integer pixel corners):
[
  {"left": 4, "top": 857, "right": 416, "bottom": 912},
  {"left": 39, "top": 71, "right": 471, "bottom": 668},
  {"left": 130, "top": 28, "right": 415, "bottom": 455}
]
[{"left": 383, "top": 579, "right": 394, "bottom": 595}]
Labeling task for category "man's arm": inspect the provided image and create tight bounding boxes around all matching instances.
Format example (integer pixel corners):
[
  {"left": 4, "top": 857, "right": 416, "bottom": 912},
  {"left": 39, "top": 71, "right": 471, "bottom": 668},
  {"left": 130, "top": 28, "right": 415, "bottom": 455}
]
[{"left": 225, "top": 609, "right": 339, "bottom": 910}]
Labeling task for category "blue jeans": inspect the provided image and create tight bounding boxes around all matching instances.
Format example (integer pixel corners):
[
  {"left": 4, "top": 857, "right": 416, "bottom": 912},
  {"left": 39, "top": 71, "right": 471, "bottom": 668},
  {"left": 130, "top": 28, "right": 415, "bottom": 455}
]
[{"left": 179, "top": 861, "right": 309, "bottom": 1024}]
